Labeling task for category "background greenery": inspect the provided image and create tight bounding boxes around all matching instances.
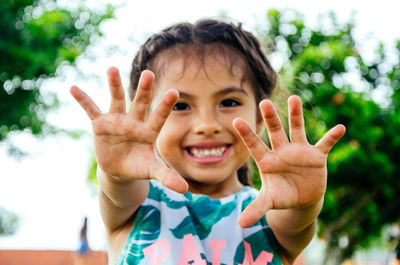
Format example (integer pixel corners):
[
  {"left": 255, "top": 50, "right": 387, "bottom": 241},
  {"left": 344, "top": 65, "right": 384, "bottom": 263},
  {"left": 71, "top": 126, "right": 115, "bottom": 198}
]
[
  {"left": 0, "top": 0, "right": 113, "bottom": 155},
  {"left": 1, "top": 2, "right": 399, "bottom": 264}
]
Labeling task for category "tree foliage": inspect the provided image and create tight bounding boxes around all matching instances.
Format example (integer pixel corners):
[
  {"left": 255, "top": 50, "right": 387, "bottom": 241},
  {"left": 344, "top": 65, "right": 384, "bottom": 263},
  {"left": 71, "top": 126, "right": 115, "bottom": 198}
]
[
  {"left": 0, "top": 207, "right": 19, "bottom": 236},
  {"left": 0, "top": 0, "right": 113, "bottom": 154},
  {"left": 253, "top": 9, "right": 400, "bottom": 264}
]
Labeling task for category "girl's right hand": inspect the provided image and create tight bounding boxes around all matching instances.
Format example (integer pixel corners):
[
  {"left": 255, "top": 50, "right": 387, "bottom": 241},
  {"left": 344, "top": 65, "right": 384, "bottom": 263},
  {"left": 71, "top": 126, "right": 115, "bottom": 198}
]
[{"left": 70, "top": 67, "right": 188, "bottom": 194}]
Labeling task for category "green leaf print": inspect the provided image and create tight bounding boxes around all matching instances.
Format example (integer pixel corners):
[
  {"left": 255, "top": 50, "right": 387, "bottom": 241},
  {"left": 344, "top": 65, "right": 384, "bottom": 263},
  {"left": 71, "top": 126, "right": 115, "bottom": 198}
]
[
  {"left": 241, "top": 196, "right": 253, "bottom": 211},
  {"left": 148, "top": 182, "right": 187, "bottom": 209},
  {"left": 123, "top": 205, "right": 161, "bottom": 265},
  {"left": 233, "top": 228, "right": 282, "bottom": 265},
  {"left": 170, "top": 195, "right": 237, "bottom": 240}
]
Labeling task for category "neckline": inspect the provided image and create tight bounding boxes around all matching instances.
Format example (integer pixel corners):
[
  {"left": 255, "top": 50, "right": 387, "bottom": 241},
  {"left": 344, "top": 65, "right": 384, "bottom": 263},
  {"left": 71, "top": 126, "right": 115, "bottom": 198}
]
[{"left": 184, "top": 185, "right": 253, "bottom": 201}]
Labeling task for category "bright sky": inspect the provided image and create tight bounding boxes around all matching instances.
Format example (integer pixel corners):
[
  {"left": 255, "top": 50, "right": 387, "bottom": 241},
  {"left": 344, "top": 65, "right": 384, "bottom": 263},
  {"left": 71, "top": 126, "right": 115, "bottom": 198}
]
[{"left": 0, "top": 0, "right": 399, "bottom": 251}]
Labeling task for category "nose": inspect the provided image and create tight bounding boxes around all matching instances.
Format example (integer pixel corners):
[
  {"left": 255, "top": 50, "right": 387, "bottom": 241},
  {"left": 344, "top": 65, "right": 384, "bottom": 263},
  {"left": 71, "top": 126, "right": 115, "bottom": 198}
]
[{"left": 193, "top": 109, "right": 222, "bottom": 136}]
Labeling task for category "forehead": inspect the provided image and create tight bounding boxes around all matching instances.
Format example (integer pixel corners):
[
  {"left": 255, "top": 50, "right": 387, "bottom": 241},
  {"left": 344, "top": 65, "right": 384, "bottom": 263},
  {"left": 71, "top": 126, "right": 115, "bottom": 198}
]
[
  {"left": 167, "top": 57, "right": 242, "bottom": 82},
  {"left": 155, "top": 44, "right": 250, "bottom": 80},
  {"left": 151, "top": 46, "right": 252, "bottom": 94}
]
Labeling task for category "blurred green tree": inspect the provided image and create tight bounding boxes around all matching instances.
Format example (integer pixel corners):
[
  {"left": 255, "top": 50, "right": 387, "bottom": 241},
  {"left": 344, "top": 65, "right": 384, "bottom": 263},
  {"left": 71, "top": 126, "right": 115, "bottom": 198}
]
[
  {"left": 0, "top": 207, "right": 19, "bottom": 236},
  {"left": 0, "top": 0, "right": 113, "bottom": 155},
  {"left": 253, "top": 9, "right": 400, "bottom": 265},
  {"left": 0, "top": 0, "right": 113, "bottom": 236}
]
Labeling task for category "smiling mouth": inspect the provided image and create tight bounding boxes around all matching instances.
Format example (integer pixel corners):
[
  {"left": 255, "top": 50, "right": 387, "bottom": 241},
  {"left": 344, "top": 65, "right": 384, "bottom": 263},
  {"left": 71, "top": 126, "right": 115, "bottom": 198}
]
[
  {"left": 185, "top": 144, "right": 232, "bottom": 159},
  {"left": 188, "top": 145, "right": 227, "bottom": 158}
]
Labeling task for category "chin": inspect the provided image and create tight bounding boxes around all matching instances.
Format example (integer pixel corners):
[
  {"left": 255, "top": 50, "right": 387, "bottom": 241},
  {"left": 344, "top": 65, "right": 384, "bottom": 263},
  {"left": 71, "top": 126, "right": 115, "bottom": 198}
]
[{"left": 184, "top": 171, "right": 236, "bottom": 185}]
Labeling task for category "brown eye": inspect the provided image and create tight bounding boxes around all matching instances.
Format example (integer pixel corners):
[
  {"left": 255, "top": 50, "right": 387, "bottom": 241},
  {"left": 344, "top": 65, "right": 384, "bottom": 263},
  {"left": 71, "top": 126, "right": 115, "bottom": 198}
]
[
  {"left": 173, "top": 102, "right": 190, "bottom": 111},
  {"left": 220, "top": 99, "right": 241, "bottom": 108}
]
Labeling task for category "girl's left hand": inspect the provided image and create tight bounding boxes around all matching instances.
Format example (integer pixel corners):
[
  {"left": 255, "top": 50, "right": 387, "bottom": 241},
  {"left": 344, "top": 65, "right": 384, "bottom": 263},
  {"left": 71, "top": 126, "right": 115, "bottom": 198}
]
[{"left": 233, "top": 95, "right": 345, "bottom": 228}]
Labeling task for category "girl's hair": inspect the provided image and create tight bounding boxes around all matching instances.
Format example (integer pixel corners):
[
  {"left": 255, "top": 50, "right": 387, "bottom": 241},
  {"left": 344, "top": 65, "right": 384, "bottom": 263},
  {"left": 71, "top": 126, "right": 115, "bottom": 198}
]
[{"left": 129, "top": 19, "right": 277, "bottom": 186}]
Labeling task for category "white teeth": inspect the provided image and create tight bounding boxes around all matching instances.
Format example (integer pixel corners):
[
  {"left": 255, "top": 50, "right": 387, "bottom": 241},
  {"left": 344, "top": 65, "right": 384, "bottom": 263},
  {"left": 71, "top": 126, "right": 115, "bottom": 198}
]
[{"left": 190, "top": 146, "right": 227, "bottom": 158}]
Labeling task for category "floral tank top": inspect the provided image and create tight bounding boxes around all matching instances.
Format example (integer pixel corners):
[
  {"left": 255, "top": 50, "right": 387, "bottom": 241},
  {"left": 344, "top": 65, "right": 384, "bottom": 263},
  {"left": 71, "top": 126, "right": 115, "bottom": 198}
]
[{"left": 116, "top": 180, "right": 282, "bottom": 265}]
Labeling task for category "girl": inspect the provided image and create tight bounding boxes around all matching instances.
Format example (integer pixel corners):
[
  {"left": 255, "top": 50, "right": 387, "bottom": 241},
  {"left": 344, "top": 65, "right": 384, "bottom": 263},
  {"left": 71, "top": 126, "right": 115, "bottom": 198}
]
[{"left": 70, "top": 19, "right": 345, "bottom": 265}]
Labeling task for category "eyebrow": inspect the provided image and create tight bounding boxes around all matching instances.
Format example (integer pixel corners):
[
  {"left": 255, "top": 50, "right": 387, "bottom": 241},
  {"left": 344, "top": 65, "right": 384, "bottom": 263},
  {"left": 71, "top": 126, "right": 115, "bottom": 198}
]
[{"left": 178, "top": 87, "right": 249, "bottom": 99}]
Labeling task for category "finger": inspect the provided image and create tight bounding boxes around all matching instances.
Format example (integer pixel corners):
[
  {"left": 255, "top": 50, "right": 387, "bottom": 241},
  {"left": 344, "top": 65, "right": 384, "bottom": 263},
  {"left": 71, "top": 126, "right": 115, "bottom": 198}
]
[
  {"left": 107, "top": 67, "right": 126, "bottom": 113},
  {"left": 259, "top": 100, "right": 289, "bottom": 150},
  {"left": 238, "top": 194, "right": 270, "bottom": 228},
  {"left": 147, "top": 89, "right": 179, "bottom": 133},
  {"left": 288, "top": 95, "right": 307, "bottom": 143},
  {"left": 129, "top": 70, "right": 154, "bottom": 121},
  {"left": 70, "top": 85, "right": 102, "bottom": 120},
  {"left": 151, "top": 162, "right": 189, "bottom": 194},
  {"left": 315, "top": 124, "right": 346, "bottom": 154},
  {"left": 233, "top": 118, "right": 269, "bottom": 162}
]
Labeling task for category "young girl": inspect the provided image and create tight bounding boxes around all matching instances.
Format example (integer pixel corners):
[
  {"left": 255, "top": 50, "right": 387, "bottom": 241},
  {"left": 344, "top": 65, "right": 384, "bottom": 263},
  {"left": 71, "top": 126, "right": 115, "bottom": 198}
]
[{"left": 70, "top": 19, "right": 345, "bottom": 265}]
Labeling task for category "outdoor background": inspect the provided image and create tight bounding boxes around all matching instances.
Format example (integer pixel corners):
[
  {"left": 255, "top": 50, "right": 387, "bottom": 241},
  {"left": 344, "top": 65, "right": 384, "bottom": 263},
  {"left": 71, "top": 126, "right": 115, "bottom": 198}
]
[{"left": 1, "top": 0, "right": 399, "bottom": 264}]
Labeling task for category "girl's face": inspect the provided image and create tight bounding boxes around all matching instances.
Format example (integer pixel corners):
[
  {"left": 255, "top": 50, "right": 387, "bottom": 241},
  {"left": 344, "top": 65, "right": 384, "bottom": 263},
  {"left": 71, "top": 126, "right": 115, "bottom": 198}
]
[{"left": 152, "top": 54, "right": 261, "bottom": 198}]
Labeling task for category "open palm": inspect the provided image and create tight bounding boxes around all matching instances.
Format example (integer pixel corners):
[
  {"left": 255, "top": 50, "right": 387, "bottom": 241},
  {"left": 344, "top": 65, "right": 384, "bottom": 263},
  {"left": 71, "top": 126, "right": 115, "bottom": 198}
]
[
  {"left": 70, "top": 67, "right": 188, "bottom": 193},
  {"left": 233, "top": 96, "right": 345, "bottom": 228}
]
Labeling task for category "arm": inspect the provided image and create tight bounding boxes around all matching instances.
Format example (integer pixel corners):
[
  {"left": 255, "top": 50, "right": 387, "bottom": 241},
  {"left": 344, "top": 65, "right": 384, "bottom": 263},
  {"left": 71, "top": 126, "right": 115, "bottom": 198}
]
[
  {"left": 233, "top": 95, "right": 345, "bottom": 264},
  {"left": 98, "top": 169, "right": 149, "bottom": 234},
  {"left": 266, "top": 199, "right": 323, "bottom": 263},
  {"left": 98, "top": 170, "right": 149, "bottom": 264}
]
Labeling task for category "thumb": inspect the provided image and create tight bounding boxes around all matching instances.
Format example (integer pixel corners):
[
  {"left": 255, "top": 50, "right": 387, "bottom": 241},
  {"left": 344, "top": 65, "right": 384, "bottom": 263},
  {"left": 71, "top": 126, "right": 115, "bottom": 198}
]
[
  {"left": 238, "top": 193, "right": 270, "bottom": 228},
  {"left": 151, "top": 163, "right": 189, "bottom": 194}
]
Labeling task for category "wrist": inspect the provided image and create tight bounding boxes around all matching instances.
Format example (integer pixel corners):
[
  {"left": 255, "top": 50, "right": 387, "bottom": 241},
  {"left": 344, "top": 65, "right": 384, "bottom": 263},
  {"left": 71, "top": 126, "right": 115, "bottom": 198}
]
[
  {"left": 97, "top": 165, "right": 133, "bottom": 184},
  {"left": 267, "top": 198, "right": 324, "bottom": 237},
  {"left": 297, "top": 197, "right": 324, "bottom": 213},
  {"left": 97, "top": 164, "right": 149, "bottom": 209}
]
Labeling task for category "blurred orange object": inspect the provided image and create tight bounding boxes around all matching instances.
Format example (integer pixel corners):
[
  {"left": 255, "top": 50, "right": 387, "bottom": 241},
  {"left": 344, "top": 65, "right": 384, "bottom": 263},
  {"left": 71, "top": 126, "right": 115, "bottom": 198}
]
[{"left": 0, "top": 250, "right": 107, "bottom": 265}]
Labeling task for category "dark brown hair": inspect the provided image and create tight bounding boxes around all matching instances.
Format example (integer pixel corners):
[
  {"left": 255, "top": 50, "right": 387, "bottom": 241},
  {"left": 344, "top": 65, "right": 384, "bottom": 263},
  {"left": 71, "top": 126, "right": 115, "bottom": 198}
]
[{"left": 129, "top": 19, "right": 277, "bottom": 186}]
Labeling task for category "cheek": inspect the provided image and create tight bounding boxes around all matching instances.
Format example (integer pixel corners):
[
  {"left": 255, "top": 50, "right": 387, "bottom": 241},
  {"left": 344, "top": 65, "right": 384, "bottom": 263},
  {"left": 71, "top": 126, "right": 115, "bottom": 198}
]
[
  {"left": 234, "top": 106, "right": 259, "bottom": 132},
  {"left": 248, "top": 105, "right": 260, "bottom": 132},
  {"left": 156, "top": 124, "right": 171, "bottom": 151},
  {"left": 156, "top": 119, "right": 182, "bottom": 159}
]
